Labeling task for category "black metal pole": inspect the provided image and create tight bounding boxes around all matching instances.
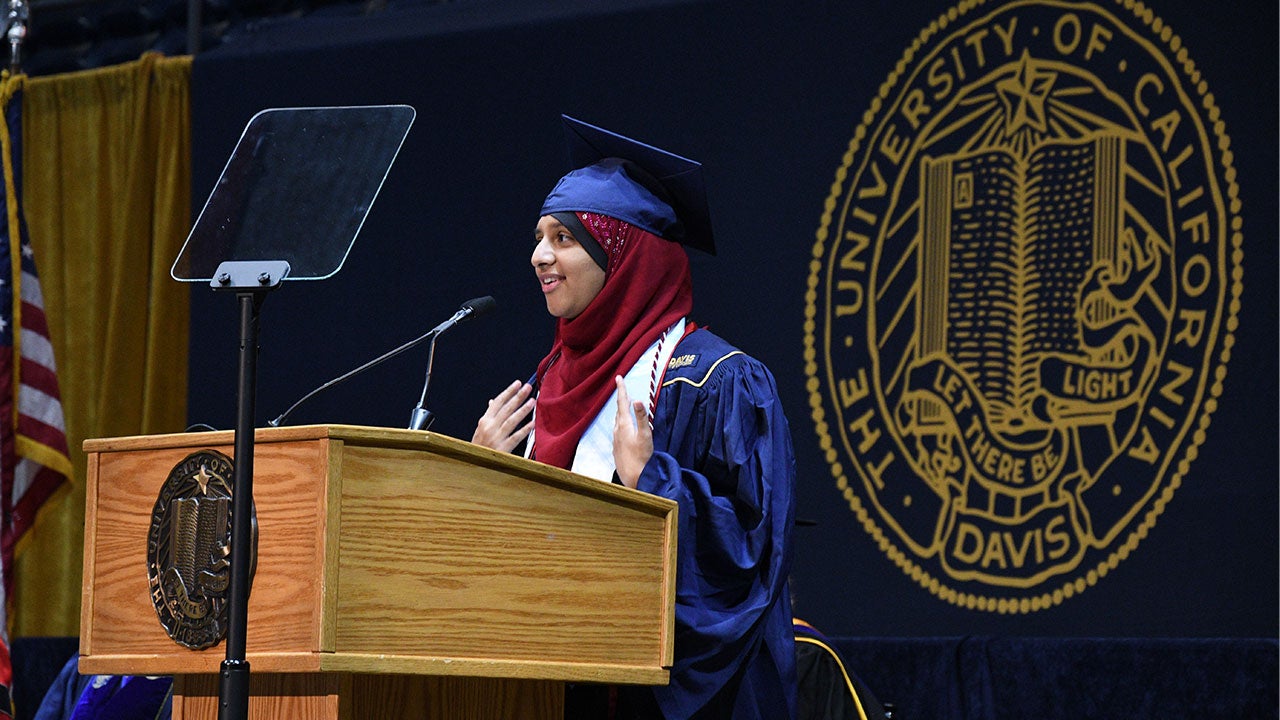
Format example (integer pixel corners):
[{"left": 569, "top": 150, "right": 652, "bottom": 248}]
[{"left": 219, "top": 290, "right": 263, "bottom": 720}]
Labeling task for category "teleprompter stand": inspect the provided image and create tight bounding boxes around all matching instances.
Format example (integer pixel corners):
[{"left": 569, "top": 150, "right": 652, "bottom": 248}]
[
  {"left": 210, "top": 260, "right": 287, "bottom": 720},
  {"left": 168, "top": 105, "right": 417, "bottom": 720}
]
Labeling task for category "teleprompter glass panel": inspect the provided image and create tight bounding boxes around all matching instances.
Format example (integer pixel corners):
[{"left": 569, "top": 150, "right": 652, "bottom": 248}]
[{"left": 172, "top": 104, "right": 415, "bottom": 282}]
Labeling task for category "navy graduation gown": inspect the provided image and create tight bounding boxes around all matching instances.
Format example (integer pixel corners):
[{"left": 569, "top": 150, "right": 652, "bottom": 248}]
[{"left": 631, "top": 328, "right": 798, "bottom": 719}]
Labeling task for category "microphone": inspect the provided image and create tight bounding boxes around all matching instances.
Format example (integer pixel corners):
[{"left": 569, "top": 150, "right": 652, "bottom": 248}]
[
  {"left": 425, "top": 294, "right": 496, "bottom": 337},
  {"left": 268, "top": 296, "right": 496, "bottom": 428},
  {"left": 408, "top": 295, "right": 496, "bottom": 430}
]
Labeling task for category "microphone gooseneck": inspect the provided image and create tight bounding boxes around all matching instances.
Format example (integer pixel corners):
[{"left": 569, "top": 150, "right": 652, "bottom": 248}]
[
  {"left": 269, "top": 295, "right": 496, "bottom": 428},
  {"left": 407, "top": 295, "right": 496, "bottom": 431}
]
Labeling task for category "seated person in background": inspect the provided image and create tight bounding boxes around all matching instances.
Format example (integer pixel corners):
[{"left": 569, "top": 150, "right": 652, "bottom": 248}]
[
  {"left": 792, "top": 618, "right": 891, "bottom": 720},
  {"left": 473, "top": 116, "right": 797, "bottom": 719},
  {"left": 34, "top": 654, "right": 171, "bottom": 720}
]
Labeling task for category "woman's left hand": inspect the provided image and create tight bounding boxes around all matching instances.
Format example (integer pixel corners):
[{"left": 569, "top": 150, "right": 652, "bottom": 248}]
[{"left": 613, "top": 376, "right": 653, "bottom": 488}]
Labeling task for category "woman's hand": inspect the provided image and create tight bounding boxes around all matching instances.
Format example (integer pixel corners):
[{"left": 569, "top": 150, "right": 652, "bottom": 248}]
[
  {"left": 472, "top": 380, "right": 535, "bottom": 453},
  {"left": 613, "top": 376, "right": 653, "bottom": 488}
]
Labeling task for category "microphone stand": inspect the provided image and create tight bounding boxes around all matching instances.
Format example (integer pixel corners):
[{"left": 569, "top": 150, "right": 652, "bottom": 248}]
[
  {"left": 269, "top": 325, "right": 442, "bottom": 428},
  {"left": 211, "top": 260, "right": 288, "bottom": 720},
  {"left": 406, "top": 296, "right": 493, "bottom": 430},
  {"left": 407, "top": 332, "right": 440, "bottom": 431},
  {"left": 270, "top": 296, "right": 493, "bottom": 430}
]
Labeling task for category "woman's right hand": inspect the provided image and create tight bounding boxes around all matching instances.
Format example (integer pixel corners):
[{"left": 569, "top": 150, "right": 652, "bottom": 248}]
[{"left": 472, "top": 380, "right": 535, "bottom": 453}]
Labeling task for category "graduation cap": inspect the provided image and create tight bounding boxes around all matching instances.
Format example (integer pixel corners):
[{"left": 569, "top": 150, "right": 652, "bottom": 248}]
[{"left": 540, "top": 115, "right": 716, "bottom": 255}]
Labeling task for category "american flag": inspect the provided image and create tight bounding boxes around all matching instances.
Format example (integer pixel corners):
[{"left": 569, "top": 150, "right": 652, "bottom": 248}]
[{"left": 0, "top": 84, "right": 73, "bottom": 715}]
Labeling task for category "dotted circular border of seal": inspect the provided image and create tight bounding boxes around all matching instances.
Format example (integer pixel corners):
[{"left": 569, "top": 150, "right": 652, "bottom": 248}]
[{"left": 802, "top": 0, "right": 1243, "bottom": 613}]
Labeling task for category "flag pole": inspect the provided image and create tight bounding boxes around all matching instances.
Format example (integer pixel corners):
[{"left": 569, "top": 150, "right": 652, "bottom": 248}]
[{"left": 4, "top": 0, "right": 26, "bottom": 75}]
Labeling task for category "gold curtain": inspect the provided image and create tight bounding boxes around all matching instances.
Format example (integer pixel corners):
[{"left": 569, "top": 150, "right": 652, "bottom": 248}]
[{"left": 9, "top": 52, "right": 192, "bottom": 636}]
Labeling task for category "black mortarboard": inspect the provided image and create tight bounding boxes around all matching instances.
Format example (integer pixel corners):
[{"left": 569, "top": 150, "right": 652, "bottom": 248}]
[{"left": 540, "top": 115, "right": 716, "bottom": 255}]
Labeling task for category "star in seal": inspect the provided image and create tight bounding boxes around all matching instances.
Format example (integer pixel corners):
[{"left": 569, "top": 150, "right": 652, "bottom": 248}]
[
  {"left": 194, "top": 464, "right": 214, "bottom": 495},
  {"left": 997, "top": 50, "right": 1056, "bottom": 136}
]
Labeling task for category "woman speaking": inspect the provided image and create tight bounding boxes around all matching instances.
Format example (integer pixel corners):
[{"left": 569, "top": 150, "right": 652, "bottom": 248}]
[{"left": 473, "top": 116, "right": 797, "bottom": 720}]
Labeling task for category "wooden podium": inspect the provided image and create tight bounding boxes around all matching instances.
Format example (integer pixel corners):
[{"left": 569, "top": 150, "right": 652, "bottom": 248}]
[{"left": 80, "top": 425, "right": 677, "bottom": 719}]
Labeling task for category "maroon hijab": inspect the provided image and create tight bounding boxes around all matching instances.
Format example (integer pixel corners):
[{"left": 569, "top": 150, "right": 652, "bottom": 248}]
[{"left": 532, "top": 212, "right": 692, "bottom": 469}]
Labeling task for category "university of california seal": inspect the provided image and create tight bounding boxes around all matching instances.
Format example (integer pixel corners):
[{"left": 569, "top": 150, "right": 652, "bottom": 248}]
[
  {"left": 804, "top": 0, "right": 1240, "bottom": 612},
  {"left": 146, "top": 449, "right": 254, "bottom": 648}
]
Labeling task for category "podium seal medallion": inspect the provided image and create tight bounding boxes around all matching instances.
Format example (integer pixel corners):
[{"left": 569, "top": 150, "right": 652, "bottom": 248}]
[{"left": 146, "top": 449, "right": 256, "bottom": 648}]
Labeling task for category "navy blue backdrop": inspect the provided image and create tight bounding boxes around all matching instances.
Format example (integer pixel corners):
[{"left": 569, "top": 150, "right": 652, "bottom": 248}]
[{"left": 185, "top": 0, "right": 1277, "bottom": 640}]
